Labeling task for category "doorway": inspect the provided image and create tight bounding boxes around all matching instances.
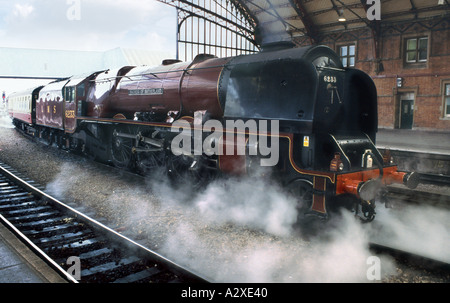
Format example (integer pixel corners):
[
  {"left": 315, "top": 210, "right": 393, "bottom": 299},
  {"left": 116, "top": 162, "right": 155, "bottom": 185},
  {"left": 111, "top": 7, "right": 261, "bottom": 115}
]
[{"left": 399, "top": 92, "right": 414, "bottom": 129}]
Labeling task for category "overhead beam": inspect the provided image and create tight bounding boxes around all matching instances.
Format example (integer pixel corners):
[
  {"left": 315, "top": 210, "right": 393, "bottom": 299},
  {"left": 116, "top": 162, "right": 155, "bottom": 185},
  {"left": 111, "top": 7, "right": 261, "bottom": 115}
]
[
  {"left": 336, "top": 0, "right": 370, "bottom": 26},
  {"left": 245, "top": 0, "right": 307, "bottom": 43},
  {"left": 289, "top": 0, "right": 319, "bottom": 44},
  {"left": 409, "top": 0, "right": 418, "bottom": 19},
  {"left": 157, "top": 0, "right": 257, "bottom": 40},
  {"left": 229, "top": 0, "right": 259, "bottom": 29}
]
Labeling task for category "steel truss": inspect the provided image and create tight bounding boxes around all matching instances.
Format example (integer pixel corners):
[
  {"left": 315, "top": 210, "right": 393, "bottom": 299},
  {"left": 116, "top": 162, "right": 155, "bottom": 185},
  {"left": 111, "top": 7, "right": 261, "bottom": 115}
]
[{"left": 157, "top": 0, "right": 259, "bottom": 61}]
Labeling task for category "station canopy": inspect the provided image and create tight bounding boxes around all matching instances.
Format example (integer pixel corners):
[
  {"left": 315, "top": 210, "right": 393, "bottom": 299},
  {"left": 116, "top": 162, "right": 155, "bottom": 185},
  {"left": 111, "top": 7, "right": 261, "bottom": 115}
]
[
  {"left": 158, "top": 0, "right": 449, "bottom": 53},
  {"left": 239, "top": 0, "right": 449, "bottom": 45}
]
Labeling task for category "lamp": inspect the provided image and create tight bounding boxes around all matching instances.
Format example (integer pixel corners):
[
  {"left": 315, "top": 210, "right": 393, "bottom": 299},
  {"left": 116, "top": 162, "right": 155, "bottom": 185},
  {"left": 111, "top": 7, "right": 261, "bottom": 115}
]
[{"left": 338, "top": 8, "right": 346, "bottom": 22}]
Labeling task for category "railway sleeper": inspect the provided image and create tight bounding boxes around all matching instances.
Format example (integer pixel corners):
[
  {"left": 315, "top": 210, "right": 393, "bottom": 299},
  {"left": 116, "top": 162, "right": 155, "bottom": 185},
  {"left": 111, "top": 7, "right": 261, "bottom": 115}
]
[
  {"left": 21, "top": 222, "right": 86, "bottom": 238},
  {"left": 0, "top": 188, "right": 27, "bottom": 196},
  {"left": 0, "top": 192, "right": 34, "bottom": 202},
  {"left": 112, "top": 266, "right": 163, "bottom": 283},
  {"left": 34, "top": 230, "right": 95, "bottom": 248},
  {"left": 80, "top": 255, "right": 145, "bottom": 282},
  {"left": 0, "top": 200, "right": 38, "bottom": 211},
  {"left": 77, "top": 247, "right": 117, "bottom": 268},
  {"left": 0, "top": 185, "right": 21, "bottom": 192},
  {"left": 5, "top": 210, "right": 60, "bottom": 223},
  {"left": 16, "top": 216, "right": 71, "bottom": 230},
  {"left": 46, "top": 237, "right": 107, "bottom": 258},
  {"left": 3, "top": 205, "right": 53, "bottom": 216}
]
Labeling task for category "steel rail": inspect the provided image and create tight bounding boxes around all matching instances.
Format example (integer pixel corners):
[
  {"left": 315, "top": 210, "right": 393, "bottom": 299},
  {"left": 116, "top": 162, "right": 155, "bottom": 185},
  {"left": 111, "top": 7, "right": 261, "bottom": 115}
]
[{"left": 369, "top": 242, "right": 450, "bottom": 279}]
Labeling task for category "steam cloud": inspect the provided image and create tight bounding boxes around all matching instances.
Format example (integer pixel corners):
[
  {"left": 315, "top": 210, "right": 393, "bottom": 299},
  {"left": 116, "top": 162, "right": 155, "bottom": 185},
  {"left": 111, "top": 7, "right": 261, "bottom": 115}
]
[
  {"left": 0, "top": 115, "right": 14, "bottom": 129},
  {"left": 369, "top": 204, "right": 450, "bottom": 263},
  {"left": 45, "top": 162, "right": 89, "bottom": 200},
  {"left": 194, "top": 177, "right": 298, "bottom": 237},
  {"left": 154, "top": 174, "right": 397, "bottom": 283}
]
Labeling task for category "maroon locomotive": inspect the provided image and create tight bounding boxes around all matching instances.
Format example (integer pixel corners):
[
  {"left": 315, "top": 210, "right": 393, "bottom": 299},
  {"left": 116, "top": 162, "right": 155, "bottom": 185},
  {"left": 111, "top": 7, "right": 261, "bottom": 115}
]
[{"left": 8, "top": 44, "right": 419, "bottom": 222}]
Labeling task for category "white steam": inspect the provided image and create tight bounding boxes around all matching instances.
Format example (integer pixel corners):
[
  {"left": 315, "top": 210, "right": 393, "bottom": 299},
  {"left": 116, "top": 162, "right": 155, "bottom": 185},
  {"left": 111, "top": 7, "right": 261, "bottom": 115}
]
[
  {"left": 161, "top": 211, "right": 396, "bottom": 282},
  {"left": 369, "top": 204, "right": 450, "bottom": 263},
  {"left": 194, "top": 178, "right": 298, "bottom": 237},
  {"left": 44, "top": 162, "right": 90, "bottom": 200},
  {"left": 0, "top": 114, "right": 13, "bottom": 128},
  {"left": 155, "top": 175, "right": 397, "bottom": 283}
]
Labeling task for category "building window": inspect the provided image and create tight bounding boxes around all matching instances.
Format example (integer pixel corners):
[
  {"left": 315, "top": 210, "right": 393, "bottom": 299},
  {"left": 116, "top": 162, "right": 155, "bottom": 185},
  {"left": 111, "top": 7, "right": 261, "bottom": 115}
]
[
  {"left": 339, "top": 44, "right": 356, "bottom": 67},
  {"left": 405, "top": 37, "right": 428, "bottom": 63},
  {"left": 445, "top": 83, "right": 450, "bottom": 117}
]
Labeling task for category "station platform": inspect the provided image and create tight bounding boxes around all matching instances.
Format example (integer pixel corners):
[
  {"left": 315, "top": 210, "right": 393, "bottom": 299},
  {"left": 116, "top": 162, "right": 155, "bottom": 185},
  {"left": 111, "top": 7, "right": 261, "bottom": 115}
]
[
  {"left": 376, "top": 128, "right": 450, "bottom": 156},
  {"left": 0, "top": 222, "right": 67, "bottom": 283},
  {"left": 375, "top": 128, "right": 450, "bottom": 175}
]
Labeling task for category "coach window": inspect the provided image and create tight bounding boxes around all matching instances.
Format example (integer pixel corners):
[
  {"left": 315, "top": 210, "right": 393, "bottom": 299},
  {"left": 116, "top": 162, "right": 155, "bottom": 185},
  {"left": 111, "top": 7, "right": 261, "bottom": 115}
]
[{"left": 444, "top": 83, "right": 450, "bottom": 118}]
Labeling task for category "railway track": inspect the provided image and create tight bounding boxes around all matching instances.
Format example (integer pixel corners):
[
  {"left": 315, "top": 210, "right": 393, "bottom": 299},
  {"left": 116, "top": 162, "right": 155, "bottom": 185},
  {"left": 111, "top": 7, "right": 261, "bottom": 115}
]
[
  {"left": 418, "top": 172, "right": 450, "bottom": 187},
  {"left": 0, "top": 162, "right": 208, "bottom": 283},
  {"left": 369, "top": 242, "right": 450, "bottom": 282},
  {"left": 386, "top": 186, "right": 449, "bottom": 208},
  {"left": 375, "top": 174, "right": 450, "bottom": 281},
  {"left": 385, "top": 172, "right": 450, "bottom": 208}
]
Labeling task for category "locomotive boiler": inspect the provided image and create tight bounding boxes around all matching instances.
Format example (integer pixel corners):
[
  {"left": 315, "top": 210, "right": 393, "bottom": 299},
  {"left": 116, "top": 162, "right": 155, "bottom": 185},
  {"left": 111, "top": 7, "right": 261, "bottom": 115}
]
[{"left": 7, "top": 44, "right": 419, "bottom": 223}]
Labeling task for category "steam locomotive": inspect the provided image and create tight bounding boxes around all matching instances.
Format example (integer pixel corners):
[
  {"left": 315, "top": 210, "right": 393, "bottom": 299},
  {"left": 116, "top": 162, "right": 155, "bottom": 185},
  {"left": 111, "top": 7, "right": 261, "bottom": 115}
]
[{"left": 7, "top": 44, "right": 419, "bottom": 222}]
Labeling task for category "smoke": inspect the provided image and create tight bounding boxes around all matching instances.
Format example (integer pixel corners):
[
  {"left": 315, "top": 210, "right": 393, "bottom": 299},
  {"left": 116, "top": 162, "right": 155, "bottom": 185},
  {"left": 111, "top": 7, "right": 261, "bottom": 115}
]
[
  {"left": 153, "top": 173, "right": 397, "bottom": 283},
  {"left": 369, "top": 203, "right": 450, "bottom": 263},
  {"left": 44, "top": 162, "right": 90, "bottom": 200},
  {"left": 0, "top": 114, "right": 13, "bottom": 128},
  {"left": 194, "top": 177, "right": 298, "bottom": 237},
  {"left": 160, "top": 210, "right": 396, "bottom": 283}
]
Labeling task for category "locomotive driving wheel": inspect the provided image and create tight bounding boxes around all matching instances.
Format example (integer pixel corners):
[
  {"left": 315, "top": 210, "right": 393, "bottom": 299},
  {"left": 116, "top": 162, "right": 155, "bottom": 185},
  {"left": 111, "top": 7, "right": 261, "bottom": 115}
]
[
  {"left": 137, "top": 151, "right": 165, "bottom": 176},
  {"left": 167, "top": 154, "right": 209, "bottom": 189},
  {"left": 111, "top": 126, "right": 135, "bottom": 169},
  {"left": 135, "top": 128, "right": 166, "bottom": 176},
  {"left": 287, "top": 179, "right": 314, "bottom": 218}
]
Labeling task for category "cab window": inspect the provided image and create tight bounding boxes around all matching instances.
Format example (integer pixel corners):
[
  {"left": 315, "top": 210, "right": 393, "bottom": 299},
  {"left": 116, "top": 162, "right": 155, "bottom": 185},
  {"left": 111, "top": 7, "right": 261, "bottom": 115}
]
[
  {"left": 77, "top": 83, "right": 85, "bottom": 98},
  {"left": 64, "top": 87, "right": 76, "bottom": 102}
]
